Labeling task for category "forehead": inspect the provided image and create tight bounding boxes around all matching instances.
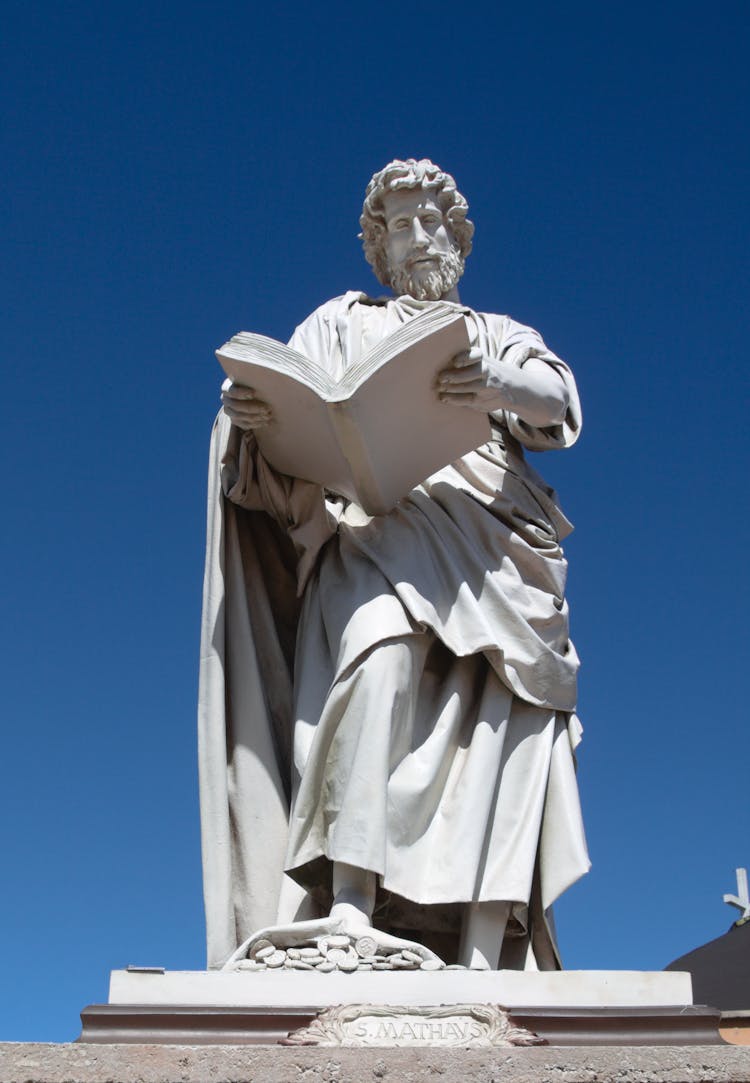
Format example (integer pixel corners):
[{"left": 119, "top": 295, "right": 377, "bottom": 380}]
[{"left": 382, "top": 186, "right": 442, "bottom": 222}]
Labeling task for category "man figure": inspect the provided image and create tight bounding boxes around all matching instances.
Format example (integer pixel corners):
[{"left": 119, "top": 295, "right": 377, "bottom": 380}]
[{"left": 199, "top": 159, "right": 589, "bottom": 971}]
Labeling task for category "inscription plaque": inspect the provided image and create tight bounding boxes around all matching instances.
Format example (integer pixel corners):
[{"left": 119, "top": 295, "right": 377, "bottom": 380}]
[{"left": 283, "top": 1003, "right": 544, "bottom": 1048}]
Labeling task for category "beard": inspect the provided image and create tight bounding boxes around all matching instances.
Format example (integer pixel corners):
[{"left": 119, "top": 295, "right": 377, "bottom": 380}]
[{"left": 389, "top": 247, "right": 465, "bottom": 301}]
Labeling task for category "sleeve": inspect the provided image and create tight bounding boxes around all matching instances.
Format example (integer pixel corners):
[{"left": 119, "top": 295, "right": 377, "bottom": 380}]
[
  {"left": 489, "top": 317, "right": 582, "bottom": 452},
  {"left": 287, "top": 303, "right": 334, "bottom": 357},
  {"left": 287, "top": 290, "right": 367, "bottom": 351}
]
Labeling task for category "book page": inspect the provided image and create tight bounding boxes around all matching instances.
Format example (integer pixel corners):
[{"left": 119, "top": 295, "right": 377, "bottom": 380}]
[
  {"left": 217, "top": 333, "right": 336, "bottom": 398},
  {"left": 329, "top": 316, "right": 491, "bottom": 514},
  {"left": 217, "top": 335, "right": 356, "bottom": 495},
  {"left": 335, "top": 305, "right": 466, "bottom": 398}
]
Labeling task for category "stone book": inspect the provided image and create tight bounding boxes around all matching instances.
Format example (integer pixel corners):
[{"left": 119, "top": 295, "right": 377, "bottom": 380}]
[{"left": 216, "top": 307, "right": 489, "bottom": 515}]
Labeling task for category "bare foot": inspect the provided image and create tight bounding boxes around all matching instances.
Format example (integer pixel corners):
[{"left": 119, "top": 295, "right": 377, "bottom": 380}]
[
  {"left": 328, "top": 913, "right": 442, "bottom": 963},
  {"left": 222, "top": 913, "right": 444, "bottom": 970}
]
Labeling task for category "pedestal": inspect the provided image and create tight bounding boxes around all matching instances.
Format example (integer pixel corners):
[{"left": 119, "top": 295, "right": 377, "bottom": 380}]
[{"left": 76, "top": 967, "right": 726, "bottom": 1047}]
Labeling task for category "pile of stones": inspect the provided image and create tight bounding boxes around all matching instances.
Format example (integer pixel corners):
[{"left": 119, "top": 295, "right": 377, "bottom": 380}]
[{"left": 235, "top": 934, "right": 468, "bottom": 973}]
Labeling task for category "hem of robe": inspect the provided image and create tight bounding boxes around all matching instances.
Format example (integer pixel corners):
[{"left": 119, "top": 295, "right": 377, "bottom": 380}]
[
  {"left": 286, "top": 850, "right": 590, "bottom": 911},
  {"left": 282, "top": 856, "right": 582, "bottom": 971}
]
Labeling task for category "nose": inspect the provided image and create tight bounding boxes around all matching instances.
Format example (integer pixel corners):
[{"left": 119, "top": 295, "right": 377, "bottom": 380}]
[{"left": 410, "top": 216, "right": 430, "bottom": 247}]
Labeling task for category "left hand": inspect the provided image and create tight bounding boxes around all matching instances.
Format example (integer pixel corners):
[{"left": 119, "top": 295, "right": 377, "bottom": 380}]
[
  {"left": 436, "top": 347, "right": 502, "bottom": 411},
  {"left": 437, "top": 347, "right": 571, "bottom": 427}
]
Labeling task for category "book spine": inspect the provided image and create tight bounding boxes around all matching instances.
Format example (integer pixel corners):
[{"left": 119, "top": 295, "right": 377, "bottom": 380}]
[{"left": 326, "top": 402, "right": 386, "bottom": 516}]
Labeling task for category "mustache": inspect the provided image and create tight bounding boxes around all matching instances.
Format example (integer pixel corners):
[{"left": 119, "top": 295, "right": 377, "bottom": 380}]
[{"left": 405, "top": 249, "right": 439, "bottom": 269}]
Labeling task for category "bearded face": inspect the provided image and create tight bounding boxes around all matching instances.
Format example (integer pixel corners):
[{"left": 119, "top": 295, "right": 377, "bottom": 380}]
[
  {"left": 380, "top": 187, "right": 466, "bottom": 302},
  {"left": 388, "top": 246, "right": 465, "bottom": 301}
]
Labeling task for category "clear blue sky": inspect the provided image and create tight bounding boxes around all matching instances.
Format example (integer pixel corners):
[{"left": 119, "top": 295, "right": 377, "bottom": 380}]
[{"left": 2, "top": 0, "right": 748, "bottom": 1042}]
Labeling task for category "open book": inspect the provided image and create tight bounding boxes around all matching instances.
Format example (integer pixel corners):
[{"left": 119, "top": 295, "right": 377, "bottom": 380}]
[{"left": 216, "top": 306, "right": 490, "bottom": 515}]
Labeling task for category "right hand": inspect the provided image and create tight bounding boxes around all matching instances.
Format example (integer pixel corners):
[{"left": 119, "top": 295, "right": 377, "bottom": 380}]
[{"left": 221, "top": 378, "right": 273, "bottom": 430}]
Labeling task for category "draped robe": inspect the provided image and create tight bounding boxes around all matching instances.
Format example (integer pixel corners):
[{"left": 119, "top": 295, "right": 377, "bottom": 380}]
[{"left": 198, "top": 292, "right": 590, "bottom": 969}]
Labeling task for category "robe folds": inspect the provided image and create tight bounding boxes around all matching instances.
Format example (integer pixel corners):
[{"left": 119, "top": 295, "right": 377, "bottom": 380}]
[{"left": 198, "top": 292, "right": 590, "bottom": 970}]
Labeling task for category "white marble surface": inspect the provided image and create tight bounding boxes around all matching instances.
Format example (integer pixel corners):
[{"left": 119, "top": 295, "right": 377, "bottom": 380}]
[
  {"left": 200, "top": 159, "right": 589, "bottom": 976},
  {"left": 109, "top": 968, "right": 692, "bottom": 1008}
]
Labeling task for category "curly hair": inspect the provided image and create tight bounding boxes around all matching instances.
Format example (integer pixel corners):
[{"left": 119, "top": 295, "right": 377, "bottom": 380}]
[{"left": 359, "top": 159, "right": 474, "bottom": 287}]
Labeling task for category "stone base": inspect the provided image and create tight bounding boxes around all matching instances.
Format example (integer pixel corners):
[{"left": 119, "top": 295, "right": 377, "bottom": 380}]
[
  {"left": 4, "top": 1041, "right": 750, "bottom": 1082},
  {"left": 81, "top": 967, "right": 720, "bottom": 1048}
]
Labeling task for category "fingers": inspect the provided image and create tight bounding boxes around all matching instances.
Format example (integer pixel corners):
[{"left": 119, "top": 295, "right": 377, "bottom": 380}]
[
  {"left": 222, "top": 399, "right": 272, "bottom": 418},
  {"left": 438, "top": 389, "right": 478, "bottom": 404},
  {"left": 221, "top": 380, "right": 273, "bottom": 428},
  {"left": 223, "top": 405, "right": 273, "bottom": 430},
  {"left": 437, "top": 347, "right": 484, "bottom": 389},
  {"left": 221, "top": 379, "right": 257, "bottom": 401},
  {"left": 437, "top": 351, "right": 484, "bottom": 403},
  {"left": 437, "top": 363, "right": 482, "bottom": 386},
  {"left": 451, "top": 346, "right": 483, "bottom": 368},
  {"left": 221, "top": 386, "right": 272, "bottom": 429}
]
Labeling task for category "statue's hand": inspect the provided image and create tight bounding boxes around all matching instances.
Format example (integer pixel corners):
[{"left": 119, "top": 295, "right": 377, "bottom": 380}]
[
  {"left": 436, "top": 347, "right": 503, "bottom": 411},
  {"left": 437, "top": 349, "right": 569, "bottom": 426},
  {"left": 221, "top": 378, "right": 274, "bottom": 429}
]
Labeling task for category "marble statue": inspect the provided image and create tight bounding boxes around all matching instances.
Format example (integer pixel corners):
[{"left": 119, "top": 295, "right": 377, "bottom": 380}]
[{"left": 198, "top": 159, "right": 590, "bottom": 973}]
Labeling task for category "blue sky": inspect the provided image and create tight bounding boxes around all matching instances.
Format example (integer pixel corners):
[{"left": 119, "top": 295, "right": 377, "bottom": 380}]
[{"left": 2, "top": 0, "right": 748, "bottom": 1042}]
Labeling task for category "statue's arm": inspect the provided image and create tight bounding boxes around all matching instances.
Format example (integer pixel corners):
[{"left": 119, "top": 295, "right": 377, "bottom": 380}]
[
  {"left": 439, "top": 315, "right": 581, "bottom": 450},
  {"left": 439, "top": 349, "right": 569, "bottom": 428}
]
